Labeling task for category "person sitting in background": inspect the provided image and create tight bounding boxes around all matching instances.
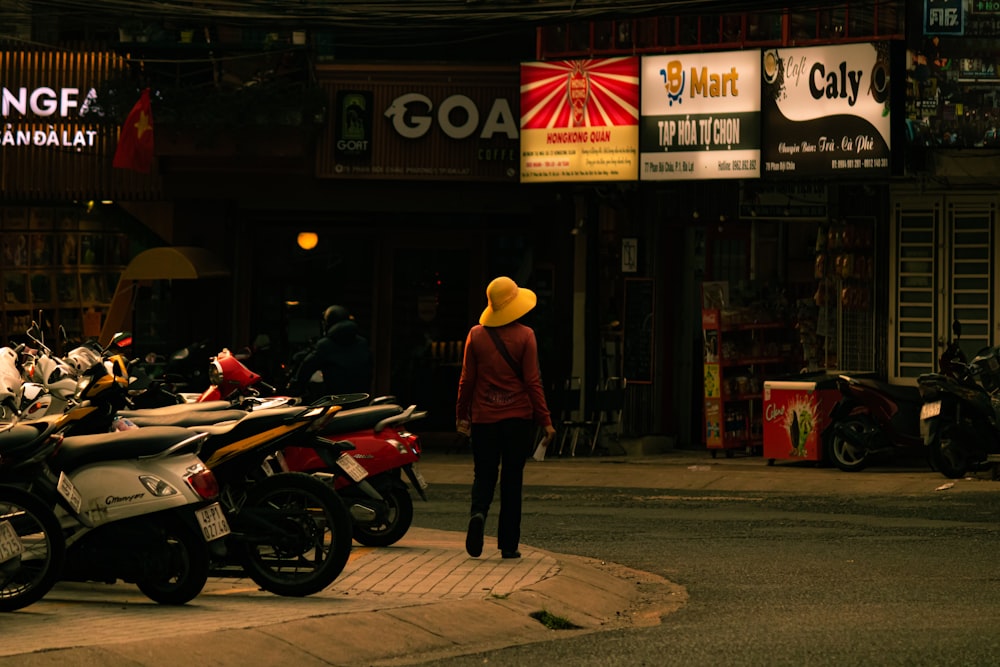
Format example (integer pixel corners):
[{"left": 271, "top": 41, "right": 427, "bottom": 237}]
[{"left": 292, "top": 305, "right": 372, "bottom": 399}]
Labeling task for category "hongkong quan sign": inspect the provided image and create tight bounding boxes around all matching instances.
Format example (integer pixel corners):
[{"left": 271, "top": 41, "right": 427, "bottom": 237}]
[
  {"left": 520, "top": 57, "right": 639, "bottom": 183},
  {"left": 761, "top": 43, "right": 892, "bottom": 178},
  {"left": 640, "top": 50, "right": 761, "bottom": 181}
]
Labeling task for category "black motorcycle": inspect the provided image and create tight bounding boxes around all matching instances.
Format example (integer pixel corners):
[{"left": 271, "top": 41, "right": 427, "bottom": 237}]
[
  {"left": 917, "top": 320, "right": 1000, "bottom": 478},
  {"left": 825, "top": 373, "right": 925, "bottom": 472}
]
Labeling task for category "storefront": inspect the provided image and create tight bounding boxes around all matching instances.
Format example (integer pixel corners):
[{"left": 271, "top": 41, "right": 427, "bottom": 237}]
[
  {"left": 215, "top": 64, "right": 575, "bottom": 431},
  {"left": 0, "top": 49, "right": 163, "bottom": 349}
]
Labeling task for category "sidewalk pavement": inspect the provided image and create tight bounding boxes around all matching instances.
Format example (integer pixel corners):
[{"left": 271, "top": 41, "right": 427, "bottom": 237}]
[{"left": 3, "top": 448, "right": 995, "bottom": 666}]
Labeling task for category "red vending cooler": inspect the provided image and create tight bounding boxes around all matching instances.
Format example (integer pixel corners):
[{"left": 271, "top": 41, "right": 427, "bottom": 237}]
[{"left": 762, "top": 375, "right": 841, "bottom": 464}]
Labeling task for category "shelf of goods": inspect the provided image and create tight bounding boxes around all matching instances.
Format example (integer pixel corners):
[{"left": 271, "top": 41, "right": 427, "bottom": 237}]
[
  {"left": 702, "top": 308, "right": 801, "bottom": 458},
  {"left": 1, "top": 206, "right": 128, "bottom": 349}
]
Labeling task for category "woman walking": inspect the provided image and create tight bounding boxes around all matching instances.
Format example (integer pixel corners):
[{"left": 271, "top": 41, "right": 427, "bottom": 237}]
[{"left": 456, "top": 276, "right": 556, "bottom": 559}]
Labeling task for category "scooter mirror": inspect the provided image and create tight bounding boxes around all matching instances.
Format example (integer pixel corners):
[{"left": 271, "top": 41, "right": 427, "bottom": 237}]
[{"left": 953, "top": 318, "right": 962, "bottom": 339}]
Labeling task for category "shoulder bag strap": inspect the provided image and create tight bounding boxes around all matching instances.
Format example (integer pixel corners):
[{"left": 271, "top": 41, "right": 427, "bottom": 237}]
[{"left": 485, "top": 327, "right": 523, "bottom": 379}]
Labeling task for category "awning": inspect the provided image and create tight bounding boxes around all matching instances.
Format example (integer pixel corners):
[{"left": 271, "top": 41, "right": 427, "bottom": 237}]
[{"left": 121, "top": 246, "right": 230, "bottom": 281}]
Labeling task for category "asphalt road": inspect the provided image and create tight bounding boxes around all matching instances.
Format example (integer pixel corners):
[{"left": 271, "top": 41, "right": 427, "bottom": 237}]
[{"left": 410, "top": 455, "right": 1000, "bottom": 666}]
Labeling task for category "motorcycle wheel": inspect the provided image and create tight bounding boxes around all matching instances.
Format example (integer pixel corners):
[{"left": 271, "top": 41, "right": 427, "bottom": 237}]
[
  {"left": 136, "top": 514, "right": 210, "bottom": 605},
  {"left": 830, "top": 415, "right": 875, "bottom": 472},
  {"left": 0, "top": 486, "right": 66, "bottom": 612},
  {"left": 236, "top": 472, "right": 352, "bottom": 597},
  {"left": 352, "top": 486, "right": 414, "bottom": 548},
  {"left": 929, "top": 422, "right": 974, "bottom": 479}
]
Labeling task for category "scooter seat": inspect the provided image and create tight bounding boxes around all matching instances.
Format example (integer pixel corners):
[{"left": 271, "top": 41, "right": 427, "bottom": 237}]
[
  {"left": 121, "top": 409, "right": 248, "bottom": 428},
  {"left": 0, "top": 422, "right": 51, "bottom": 462},
  {"left": 847, "top": 377, "right": 921, "bottom": 404},
  {"left": 323, "top": 404, "right": 403, "bottom": 434},
  {"left": 51, "top": 426, "right": 207, "bottom": 473},
  {"left": 189, "top": 405, "right": 315, "bottom": 437},
  {"left": 119, "top": 400, "right": 234, "bottom": 418}
]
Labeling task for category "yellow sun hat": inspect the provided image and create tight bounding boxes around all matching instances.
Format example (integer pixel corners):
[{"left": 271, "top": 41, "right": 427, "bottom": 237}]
[{"left": 479, "top": 276, "right": 537, "bottom": 327}]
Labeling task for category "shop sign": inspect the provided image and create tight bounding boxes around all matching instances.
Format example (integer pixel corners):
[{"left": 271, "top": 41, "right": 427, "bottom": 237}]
[
  {"left": 384, "top": 94, "right": 516, "bottom": 141},
  {"left": 317, "top": 65, "right": 521, "bottom": 182},
  {"left": 2, "top": 86, "right": 99, "bottom": 119},
  {"left": 1, "top": 86, "right": 101, "bottom": 149},
  {"left": 761, "top": 43, "right": 891, "bottom": 178},
  {"left": 924, "top": 0, "right": 964, "bottom": 35},
  {"left": 519, "top": 57, "right": 639, "bottom": 183},
  {"left": 639, "top": 50, "right": 760, "bottom": 181},
  {"left": 333, "top": 90, "right": 373, "bottom": 160}
]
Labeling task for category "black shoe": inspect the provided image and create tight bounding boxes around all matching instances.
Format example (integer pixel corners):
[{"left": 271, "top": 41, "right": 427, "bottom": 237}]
[
  {"left": 465, "top": 513, "right": 484, "bottom": 558},
  {"left": 501, "top": 550, "right": 521, "bottom": 559}
]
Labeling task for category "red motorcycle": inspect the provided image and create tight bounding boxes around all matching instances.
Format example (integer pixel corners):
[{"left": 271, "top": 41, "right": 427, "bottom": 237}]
[{"left": 153, "top": 347, "right": 430, "bottom": 547}]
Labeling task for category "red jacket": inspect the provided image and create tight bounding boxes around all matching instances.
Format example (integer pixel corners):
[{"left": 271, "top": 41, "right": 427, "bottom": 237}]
[{"left": 456, "top": 323, "right": 552, "bottom": 428}]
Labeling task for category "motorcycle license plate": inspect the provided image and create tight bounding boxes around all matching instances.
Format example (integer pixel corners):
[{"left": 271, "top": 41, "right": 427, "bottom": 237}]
[
  {"left": 921, "top": 401, "right": 942, "bottom": 420},
  {"left": 57, "top": 471, "right": 83, "bottom": 514},
  {"left": 195, "top": 503, "right": 231, "bottom": 542},
  {"left": 411, "top": 464, "right": 429, "bottom": 490},
  {"left": 0, "top": 520, "right": 23, "bottom": 564},
  {"left": 337, "top": 453, "right": 369, "bottom": 482}
]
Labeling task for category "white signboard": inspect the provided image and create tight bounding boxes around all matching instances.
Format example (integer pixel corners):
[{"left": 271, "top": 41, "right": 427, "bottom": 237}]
[{"left": 640, "top": 50, "right": 761, "bottom": 181}]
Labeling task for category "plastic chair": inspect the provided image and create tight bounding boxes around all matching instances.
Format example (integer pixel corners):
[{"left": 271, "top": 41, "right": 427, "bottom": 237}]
[
  {"left": 589, "top": 377, "right": 627, "bottom": 453},
  {"left": 555, "top": 377, "right": 587, "bottom": 456}
]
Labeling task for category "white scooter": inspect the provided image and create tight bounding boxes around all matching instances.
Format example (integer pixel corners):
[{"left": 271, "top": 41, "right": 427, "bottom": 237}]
[
  {"left": 0, "top": 399, "right": 230, "bottom": 610},
  {"left": 0, "top": 346, "right": 22, "bottom": 421},
  {"left": 17, "top": 322, "right": 102, "bottom": 419}
]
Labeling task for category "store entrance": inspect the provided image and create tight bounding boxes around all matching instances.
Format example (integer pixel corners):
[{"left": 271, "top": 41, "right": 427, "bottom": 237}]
[
  {"left": 387, "top": 245, "right": 472, "bottom": 432},
  {"left": 890, "top": 193, "right": 998, "bottom": 382}
]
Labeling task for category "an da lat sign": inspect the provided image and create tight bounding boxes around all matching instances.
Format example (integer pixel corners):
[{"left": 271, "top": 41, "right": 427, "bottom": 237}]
[
  {"left": 2, "top": 86, "right": 102, "bottom": 148},
  {"left": 520, "top": 57, "right": 639, "bottom": 183},
  {"left": 640, "top": 50, "right": 761, "bottom": 181},
  {"left": 761, "top": 43, "right": 891, "bottom": 177}
]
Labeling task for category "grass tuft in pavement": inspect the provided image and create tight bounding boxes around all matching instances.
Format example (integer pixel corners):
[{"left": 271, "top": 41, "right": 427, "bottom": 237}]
[{"left": 530, "top": 610, "right": 581, "bottom": 630}]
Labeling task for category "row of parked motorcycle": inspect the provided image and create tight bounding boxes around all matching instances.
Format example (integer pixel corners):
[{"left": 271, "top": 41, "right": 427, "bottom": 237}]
[
  {"left": 0, "top": 319, "right": 428, "bottom": 612},
  {"left": 826, "top": 319, "right": 1000, "bottom": 479}
]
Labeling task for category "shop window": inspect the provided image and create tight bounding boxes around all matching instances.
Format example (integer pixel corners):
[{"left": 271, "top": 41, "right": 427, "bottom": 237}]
[
  {"left": 721, "top": 14, "right": 743, "bottom": 44},
  {"left": 614, "top": 20, "right": 633, "bottom": 50},
  {"left": 594, "top": 20, "right": 613, "bottom": 51},
  {"left": 678, "top": 15, "right": 699, "bottom": 46},
  {"left": 568, "top": 22, "right": 590, "bottom": 53},
  {"left": 747, "top": 12, "right": 782, "bottom": 42},
  {"left": 634, "top": 18, "right": 660, "bottom": 49},
  {"left": 541, "top": 24, "right": 567, "bottom": 55},
  {"left": 819, "top": 8, "right": 846, "bottom": 39},
  {"left": 655, "top": 16, "right": 677, "bottom": 48},
  {"left": 848, "top": 5, "right": 876, "bottom": 38},
  {"left": 701, "top": 14, "right": 721, "bottom": 44},
  {"left": 789, "top": 12, "right": 815, "bottom": 41},
  {"left": 0, "top": 205, "right": 131, "bottom": 349},
  {"left": 877, "top": 3, "right": 902, "bottom": 35}
]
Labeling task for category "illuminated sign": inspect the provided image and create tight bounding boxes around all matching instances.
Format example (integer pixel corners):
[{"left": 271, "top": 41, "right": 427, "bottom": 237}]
[
  {"left": 761, "top": 43, "right": 891, "bottom": 177},
  {"left": 520, "top": 57, "right": 639, "bottom": 183},
  {"left": 1, "top": 86, "right": 98, "bottom": 118},
  {"left": 384, "top": 93, "right": 517, "bottom": 140},
  {"left": 1, "top": 85, "right": 101, "bottom": 148},
  {"left": 317, "top": 66, "right": 521, "bottom": 181},
  {"left": 640, "top": 51, "right": 761, "bottom": 181},
  {"left": 924, "top": 0, "right": 964, "bottom": 35}
]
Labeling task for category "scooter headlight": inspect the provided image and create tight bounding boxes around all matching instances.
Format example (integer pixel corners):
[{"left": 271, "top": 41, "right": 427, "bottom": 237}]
[{"left": 208, "top": 359, "right": 224, "bottom": 386}]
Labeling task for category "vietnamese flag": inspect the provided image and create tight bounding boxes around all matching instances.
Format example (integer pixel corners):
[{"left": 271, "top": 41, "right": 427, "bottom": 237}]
[{"left": 112, "top": 88, "right": 154, "bottom": 173}]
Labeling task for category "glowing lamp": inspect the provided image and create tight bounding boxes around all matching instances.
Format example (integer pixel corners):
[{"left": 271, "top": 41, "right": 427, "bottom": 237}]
[{"left": 297, "top": 232, "right": 318, "bottom": 250}]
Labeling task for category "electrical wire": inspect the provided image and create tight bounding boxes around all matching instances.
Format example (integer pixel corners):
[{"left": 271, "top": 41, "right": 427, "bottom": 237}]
[{"left": 10, "top": 0, "right": 881, "bottom": 29}]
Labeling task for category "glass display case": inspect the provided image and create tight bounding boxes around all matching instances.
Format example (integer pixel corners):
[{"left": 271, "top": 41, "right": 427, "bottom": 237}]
[{"left": 0, "top": 206, "right": 128, "bottom": 349}]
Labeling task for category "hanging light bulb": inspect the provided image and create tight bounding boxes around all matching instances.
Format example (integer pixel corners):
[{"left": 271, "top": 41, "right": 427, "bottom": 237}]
[{"left": 297, "top": 232, "right": 318, "bottom": 250}]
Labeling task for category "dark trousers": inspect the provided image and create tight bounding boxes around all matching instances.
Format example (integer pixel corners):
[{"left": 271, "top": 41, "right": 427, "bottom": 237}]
[{"left": 470, "top": 418, "right": 532, "bottom": 553}]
